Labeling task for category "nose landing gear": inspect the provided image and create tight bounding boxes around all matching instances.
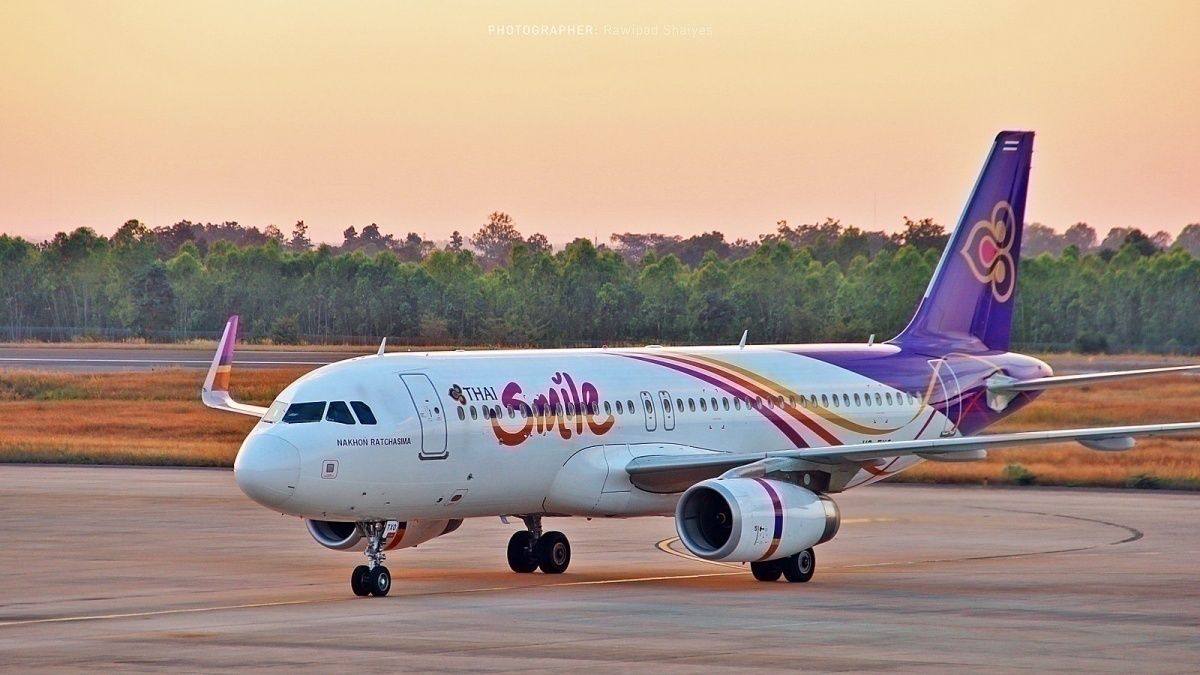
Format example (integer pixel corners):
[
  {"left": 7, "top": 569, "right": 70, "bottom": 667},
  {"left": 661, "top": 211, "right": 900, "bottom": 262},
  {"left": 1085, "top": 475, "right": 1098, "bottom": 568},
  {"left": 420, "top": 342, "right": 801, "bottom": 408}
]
[
  {"left": 506, "top": 515, "right": 571, "bottom": 574},
  {"left": 351, "top": 521, "right": 392, "bottom": 597}
]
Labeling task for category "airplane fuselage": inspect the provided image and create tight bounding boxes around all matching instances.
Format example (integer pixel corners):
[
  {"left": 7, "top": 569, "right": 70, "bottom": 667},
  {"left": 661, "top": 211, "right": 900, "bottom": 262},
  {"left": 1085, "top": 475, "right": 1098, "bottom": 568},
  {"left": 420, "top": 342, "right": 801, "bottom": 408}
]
[{"left": 236, "top": 343, "right": 1051, "bottom": 522}]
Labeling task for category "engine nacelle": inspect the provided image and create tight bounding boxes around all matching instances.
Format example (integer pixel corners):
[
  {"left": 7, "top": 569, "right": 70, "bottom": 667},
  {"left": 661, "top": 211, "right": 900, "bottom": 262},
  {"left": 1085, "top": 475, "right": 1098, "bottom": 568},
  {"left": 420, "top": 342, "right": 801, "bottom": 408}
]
[
  {"left": 675, "top": 478, "right": 839, "bottom": 562},
  {"left": 305, "top": 518, "right": 462, "bottom": 552}
]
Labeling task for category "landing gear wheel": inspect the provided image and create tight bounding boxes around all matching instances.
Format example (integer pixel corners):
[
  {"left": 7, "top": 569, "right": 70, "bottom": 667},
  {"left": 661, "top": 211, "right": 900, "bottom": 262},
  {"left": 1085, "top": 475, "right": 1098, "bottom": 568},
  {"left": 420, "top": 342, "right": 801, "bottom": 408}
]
[
  {"left": 351, "top": 564, "right": 372, "bottom": 596},
  {"left": 368, "top": 566, "right": 392, "bottom": 596},
  {"left": 536, "top": 531, "right": 571, "bottom": 574},
  {"left": 782, "top": 548, "right": 815, "bottom": 583},
  {"left": 750, "top": 559, "right": 783, "bottom": 582},
  {"left": 507, "top": 531, "right": 539, "bottom": 573}
]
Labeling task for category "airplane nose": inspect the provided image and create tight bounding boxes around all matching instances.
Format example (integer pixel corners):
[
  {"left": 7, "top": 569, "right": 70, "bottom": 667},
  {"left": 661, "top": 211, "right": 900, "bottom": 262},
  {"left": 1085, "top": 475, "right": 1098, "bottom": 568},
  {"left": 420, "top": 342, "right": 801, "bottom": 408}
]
[{"left": 234, "top": 434, "right": 301, "bottom": 509}]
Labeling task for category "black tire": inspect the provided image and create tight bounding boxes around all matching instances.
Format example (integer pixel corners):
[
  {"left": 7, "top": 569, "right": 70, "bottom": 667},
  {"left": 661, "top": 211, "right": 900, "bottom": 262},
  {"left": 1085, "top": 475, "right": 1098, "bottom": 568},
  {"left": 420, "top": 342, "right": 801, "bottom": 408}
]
[
  {"left": 351, "top": 565, "right": 371, "bottom": 596},
  {"left": 782, "top": 548, "right": 815, "bottom": 583},
  {"left": 507, "top": 531, "right": 539, "bottom": 573},
  {"left": 368, "top": 566, "right": 391, "bottom": 597},
  {"left": 536, "top": 531, "right": 571, "bottom": 574},
  {"left": 750, "top": 560, "right": 783, "bottom": 582}
]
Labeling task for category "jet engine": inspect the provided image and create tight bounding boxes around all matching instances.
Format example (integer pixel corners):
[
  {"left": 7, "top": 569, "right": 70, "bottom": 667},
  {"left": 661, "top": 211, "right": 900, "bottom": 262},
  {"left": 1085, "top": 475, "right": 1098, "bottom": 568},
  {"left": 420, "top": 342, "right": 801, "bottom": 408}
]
[
  {"left": 305, "top": 518, "right": 463, "bottom": 552},
  {"left": 675, "top": 478, "right": 839, "bottom": 562}
]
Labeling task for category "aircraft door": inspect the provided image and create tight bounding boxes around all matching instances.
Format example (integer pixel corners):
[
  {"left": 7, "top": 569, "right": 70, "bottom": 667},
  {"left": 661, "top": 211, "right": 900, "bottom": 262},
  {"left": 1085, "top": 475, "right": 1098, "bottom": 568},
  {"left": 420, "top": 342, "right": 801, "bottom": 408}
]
[
  {"left": 639, "top": 391, "right": 657, "bottom": 432},
  {"left": 927, "top": 360, "right": 962, "bottom": 437},
  {"left": 400, "top": 373, "right": 448, "bottom": 460},
  {"left": 658, "top": 391, "right": 675, "bottom": 431}
]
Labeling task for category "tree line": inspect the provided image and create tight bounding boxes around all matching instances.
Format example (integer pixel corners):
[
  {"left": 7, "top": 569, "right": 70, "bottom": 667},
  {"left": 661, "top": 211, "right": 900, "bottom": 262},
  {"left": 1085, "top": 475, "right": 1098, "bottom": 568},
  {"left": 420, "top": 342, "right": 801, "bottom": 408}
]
[{"left": 1, "top": 214, "right": 1199, "bottom": 353}]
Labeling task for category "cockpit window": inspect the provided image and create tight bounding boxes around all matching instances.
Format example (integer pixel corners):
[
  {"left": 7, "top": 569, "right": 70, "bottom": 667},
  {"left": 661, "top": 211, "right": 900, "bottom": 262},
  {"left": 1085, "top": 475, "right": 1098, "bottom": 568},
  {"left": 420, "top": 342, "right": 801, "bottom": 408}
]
[
  {"left": 350, "top": 401, "right": 377, "bottom": 425},
  {"left": 283, "top": 401, "right": 326, "bottom": 423},
  {"left": 262, "top": 400, "right": 287, "bottom": 424},
  {"left": 326, "top": 401, "right": 356, "bottom": 425}
]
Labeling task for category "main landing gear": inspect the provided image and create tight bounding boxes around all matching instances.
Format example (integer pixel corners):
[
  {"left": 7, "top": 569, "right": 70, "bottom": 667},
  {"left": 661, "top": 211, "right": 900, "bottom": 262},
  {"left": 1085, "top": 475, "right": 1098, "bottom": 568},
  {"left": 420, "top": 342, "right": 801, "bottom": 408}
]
[
  {"left": 507, "top": 515, "right": 571, "bottom": 574},
  {"left": 750, "top": 547, "right": 816, "bottom": 583},
  {"left": 351, "top": 521, "right": 392, "bottom": 597}
]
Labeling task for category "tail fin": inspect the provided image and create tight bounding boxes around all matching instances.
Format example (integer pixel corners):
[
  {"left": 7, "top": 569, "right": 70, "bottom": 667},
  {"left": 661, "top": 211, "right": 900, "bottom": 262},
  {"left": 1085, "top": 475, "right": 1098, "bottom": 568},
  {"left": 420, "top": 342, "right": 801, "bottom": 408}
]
[{"left": 890, "top": 130, "right": 1034, "bottom": 353}]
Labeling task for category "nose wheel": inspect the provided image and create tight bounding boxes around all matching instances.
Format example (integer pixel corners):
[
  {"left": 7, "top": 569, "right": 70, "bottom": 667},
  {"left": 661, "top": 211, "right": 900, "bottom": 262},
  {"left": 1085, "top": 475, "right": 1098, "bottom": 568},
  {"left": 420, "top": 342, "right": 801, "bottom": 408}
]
[
  {"left": 507, "top": 515, "right": 571, "bottom": 574},
  {"left": 351, "top": 521, "right": 393, "bottom": 597}
]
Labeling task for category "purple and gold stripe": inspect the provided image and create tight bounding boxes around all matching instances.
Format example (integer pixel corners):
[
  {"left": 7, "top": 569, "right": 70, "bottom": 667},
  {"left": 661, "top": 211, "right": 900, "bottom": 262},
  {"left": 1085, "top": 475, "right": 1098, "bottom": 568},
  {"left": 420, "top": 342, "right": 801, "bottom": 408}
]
[
  {"left": 752, "top": 478, "right": 784, "bottom": 561},
  {"left": 623, "top": 353, "right": 810, "bottom": 447}
]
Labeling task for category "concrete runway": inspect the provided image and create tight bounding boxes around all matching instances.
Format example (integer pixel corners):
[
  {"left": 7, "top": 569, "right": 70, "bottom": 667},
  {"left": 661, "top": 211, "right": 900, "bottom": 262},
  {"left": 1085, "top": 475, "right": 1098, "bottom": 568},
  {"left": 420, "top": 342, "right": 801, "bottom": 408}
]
[
  {"left": 1, "top": 467, "right": 1198, "bottom": 671},
  {"left": 0, "top": 345, "right": 362, "bottom": 372},
  {"left": 4, "top": 345, "right": 1193, "bottom": 375}
]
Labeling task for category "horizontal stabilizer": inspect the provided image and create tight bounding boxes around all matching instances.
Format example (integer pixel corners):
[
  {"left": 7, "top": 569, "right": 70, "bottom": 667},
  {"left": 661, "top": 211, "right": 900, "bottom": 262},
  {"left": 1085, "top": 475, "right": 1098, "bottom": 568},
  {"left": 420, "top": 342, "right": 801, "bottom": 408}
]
[
  {"left": 201, "top": 315, "right": 268, "bottom": 418},
  {"left": 988, "top": 365, "right": 1200, "bottom": 393}
]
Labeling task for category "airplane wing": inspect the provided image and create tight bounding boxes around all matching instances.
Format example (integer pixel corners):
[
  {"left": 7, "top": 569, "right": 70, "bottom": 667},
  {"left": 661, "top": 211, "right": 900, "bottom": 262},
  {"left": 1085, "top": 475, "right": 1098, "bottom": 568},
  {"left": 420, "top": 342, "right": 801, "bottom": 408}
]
[
  {"left": 201, "top": 315, "right": 268, "bottom": 418},
  {"left": 988, "top": 365, "right": 1200, "bottom": 393},
  {"left": 625, "top": 421, "right": 1200, "bottom": 490}
]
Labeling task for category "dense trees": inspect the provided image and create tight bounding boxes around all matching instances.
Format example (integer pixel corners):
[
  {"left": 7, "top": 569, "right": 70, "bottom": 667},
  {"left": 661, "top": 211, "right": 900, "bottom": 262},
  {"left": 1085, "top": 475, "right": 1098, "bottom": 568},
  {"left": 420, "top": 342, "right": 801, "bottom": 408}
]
[{"left": 1, "top": 216, "right": 1197, "bottom": 353}]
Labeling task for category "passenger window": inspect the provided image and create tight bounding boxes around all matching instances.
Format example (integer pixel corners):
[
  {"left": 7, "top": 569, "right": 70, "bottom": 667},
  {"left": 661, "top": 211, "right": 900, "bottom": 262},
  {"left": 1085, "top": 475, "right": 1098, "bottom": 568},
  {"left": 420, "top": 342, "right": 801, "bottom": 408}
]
[
  {"left": 875, "top": 393, "right": 883, "bottom": 406},
  {"left": 842, "top": 394, "right": 850, "bottom": 407},
  {"left": 470, "top": 406, "right": 478, "bottom": 420},
  {"left": 616, "top": 400, "right": 624, "bottom": 414},
  {"left": 886, "top": 392, "right": 894, "bottom": 405},
  {"left": 604, "top": 401, "right": 612, "bottom": 415},
  {"left": 326, "top": 401, "right": 356, "bottom": 425},
  {"left": 350, "top": 401, "right": 377, "bottom": 425},
  {"left": 628, "top": 400, "right": 637, "bottom": 414},
  {"left": 831, "top": 395, "right": 839, "bottom": 408},
  {"left": 722, "top": 397, "right": 730, "bottom": 411},
  {"left": 457, "top": 406, "right": 465, "bottom": 421},
  {"left": 282, "top": 401, "right": 325, "bottom": 423},
  {"left": 664, "top": 399, "right": 673, "bottom": 413},
  {"left": 688, "top": 398, "right": 696, "bottom": 412},
  {"left": 711, "top": 397, "right": 718, "bottom": 410},
  {"left": 699, "top": 398, "right": 707, "bottom": 412},
  {"left": 853, "top": 393, "right": 861, "bottom": 406},
  {"left": 734, "top": 398, "right": 741, "bottom": 410},
  {"left": 677, "top": 398, "right": 684, "bottom": 412},
  {"left": 821, "top": 394, "right": 829, "bottom": 408}
]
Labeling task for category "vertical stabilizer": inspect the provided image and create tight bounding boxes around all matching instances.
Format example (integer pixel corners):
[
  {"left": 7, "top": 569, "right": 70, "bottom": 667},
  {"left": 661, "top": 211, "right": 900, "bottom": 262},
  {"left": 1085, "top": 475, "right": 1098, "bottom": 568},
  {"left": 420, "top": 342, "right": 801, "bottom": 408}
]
[{"left": 891, "top": 131, "right": 1034, "bottom": 353}]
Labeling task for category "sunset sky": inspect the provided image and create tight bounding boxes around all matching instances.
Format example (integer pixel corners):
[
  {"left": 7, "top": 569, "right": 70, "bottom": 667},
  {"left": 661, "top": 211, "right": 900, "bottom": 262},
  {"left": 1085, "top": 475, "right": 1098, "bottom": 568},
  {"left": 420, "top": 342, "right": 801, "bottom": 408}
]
[{"left": 1, "top": 1, "right": 1197, "bottom": 245}]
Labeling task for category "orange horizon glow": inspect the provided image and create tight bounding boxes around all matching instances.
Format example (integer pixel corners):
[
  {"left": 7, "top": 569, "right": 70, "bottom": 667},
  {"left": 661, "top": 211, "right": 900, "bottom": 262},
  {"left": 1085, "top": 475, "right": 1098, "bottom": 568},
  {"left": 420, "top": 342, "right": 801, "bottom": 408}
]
[{"left": 1, "top": 0, "right": 1197, "bottom": 246}]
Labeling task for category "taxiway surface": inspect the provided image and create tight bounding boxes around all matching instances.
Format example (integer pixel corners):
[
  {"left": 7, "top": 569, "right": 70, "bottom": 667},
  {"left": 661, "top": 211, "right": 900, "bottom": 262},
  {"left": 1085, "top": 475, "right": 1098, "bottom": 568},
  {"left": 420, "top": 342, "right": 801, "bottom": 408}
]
[
  {"left": 0, "top": 466, "right": 1197, "bottom": 671},
  {"left": 0, "top": 345, "right": 361, "bottom": 372}
]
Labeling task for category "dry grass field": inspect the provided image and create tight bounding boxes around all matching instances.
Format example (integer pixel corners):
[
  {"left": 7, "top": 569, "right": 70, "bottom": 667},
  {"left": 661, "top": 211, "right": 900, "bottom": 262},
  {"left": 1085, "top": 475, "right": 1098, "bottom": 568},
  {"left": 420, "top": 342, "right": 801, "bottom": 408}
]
[{"left": 0, "top": 363, "right": 1198, "bottom": 489}]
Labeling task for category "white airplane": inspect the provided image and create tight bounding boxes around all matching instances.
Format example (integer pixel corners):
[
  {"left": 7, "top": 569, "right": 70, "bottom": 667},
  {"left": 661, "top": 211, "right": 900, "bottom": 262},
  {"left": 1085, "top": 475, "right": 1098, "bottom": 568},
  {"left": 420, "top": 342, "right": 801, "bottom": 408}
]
[{"left": 204, "top": 131, "right": 1200, "bottom": 597}]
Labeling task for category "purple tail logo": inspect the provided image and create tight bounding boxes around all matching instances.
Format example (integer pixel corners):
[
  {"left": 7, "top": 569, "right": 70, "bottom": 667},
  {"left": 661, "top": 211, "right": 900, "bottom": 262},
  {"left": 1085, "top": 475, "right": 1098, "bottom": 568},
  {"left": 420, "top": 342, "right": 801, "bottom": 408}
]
[{"left": 959, "top": 201, "right": 1016, "bottom": 303}]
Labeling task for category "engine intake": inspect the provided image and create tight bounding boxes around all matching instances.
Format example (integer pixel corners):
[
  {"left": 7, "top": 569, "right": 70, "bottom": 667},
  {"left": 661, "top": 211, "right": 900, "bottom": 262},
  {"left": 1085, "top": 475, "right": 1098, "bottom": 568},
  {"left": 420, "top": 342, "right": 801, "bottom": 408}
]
[
  {"left": 305, "top": 518, "right": 462, "bottom": 552},
  {"left": 306, "top": 519, "right": 363, "bottom": 550},
  {"left": 675, "top": 478, "right": 839, "bottom": 562}
]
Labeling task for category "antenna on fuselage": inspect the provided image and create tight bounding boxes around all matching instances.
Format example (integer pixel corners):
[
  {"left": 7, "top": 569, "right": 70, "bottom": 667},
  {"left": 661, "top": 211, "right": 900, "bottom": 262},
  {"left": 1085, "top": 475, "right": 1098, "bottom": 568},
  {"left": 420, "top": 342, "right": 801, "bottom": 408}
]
[
  {"left": 868, "top": 333, "right": 876, "bottom": 347},
  {"left": 738, "top": 330, "right": 748, "bottom": 350},
  {"left": 377, "top": 337, "right": 387, "bottom": 355}
]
